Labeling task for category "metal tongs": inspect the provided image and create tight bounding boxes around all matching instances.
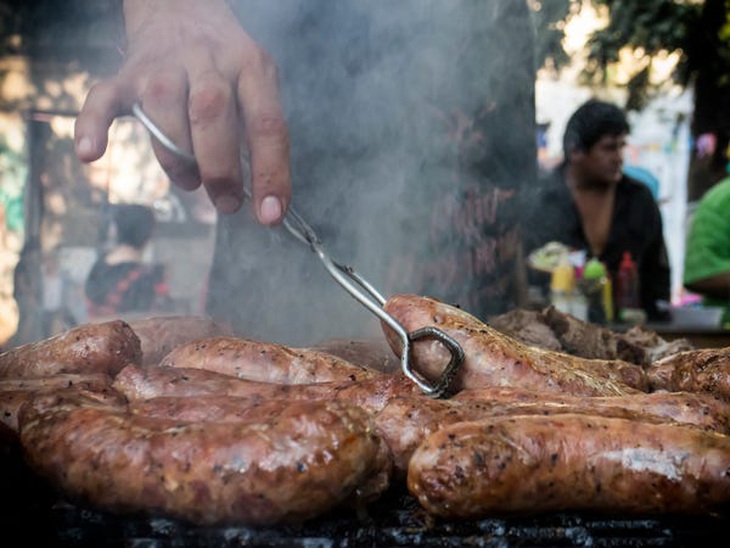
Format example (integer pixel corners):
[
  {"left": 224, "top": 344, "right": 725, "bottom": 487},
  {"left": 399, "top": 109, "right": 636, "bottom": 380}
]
[{"left": 132, "top": 104, "right": 464, "bottom": 397}]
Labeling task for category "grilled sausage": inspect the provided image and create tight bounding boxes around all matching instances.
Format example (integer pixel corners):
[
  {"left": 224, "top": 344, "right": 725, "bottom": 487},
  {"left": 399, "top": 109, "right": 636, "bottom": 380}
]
[
  {"left": 114, "top": 364, "right": 424, "bottom": 413},
  {"left": 18, "top": 389, "right": 392, "bottom": 526},
  {"left": 114, "top": 363, "right": 334, "bottom": 401},
  {"left": 375, "top": 389, "right": 730, "bottom": 476},
  {"left": 452, "top": 386, "right": 730, "bottom": 434},
  {"left": 1, "top": 373, "right": 115, "bottom": 432},
  {"left": 159, "top": 336, "right": 381, "bottom": 384},
  {"left": 0, "top": 321, "right": 142, "bottom": 379},
  {"left": 382, "top": 294, "right": 645, "bottom": 396},
  {"left": 307, "top": 338, "right": 400, "bottom": 374},
  {"left": 407, "top": 414, "right": 730, "bottom": 517},
  {"left": 127, "top": 316, "right": 234, "bottom": 366}
]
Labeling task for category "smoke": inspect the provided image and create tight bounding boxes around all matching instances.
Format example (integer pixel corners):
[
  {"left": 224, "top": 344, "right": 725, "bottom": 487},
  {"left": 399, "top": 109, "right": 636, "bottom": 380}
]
[{"left": 208, "top": 1, "right": 537, "bottom": 345}]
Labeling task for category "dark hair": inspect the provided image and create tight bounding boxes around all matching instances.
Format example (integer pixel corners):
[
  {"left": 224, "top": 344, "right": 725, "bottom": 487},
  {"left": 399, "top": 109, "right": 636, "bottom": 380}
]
[
  {"left": 112, "top": 204, "right": 156, "bottom": 249},
  {"left": 562, "top": 99, "right": 630, "bottom": 158}
]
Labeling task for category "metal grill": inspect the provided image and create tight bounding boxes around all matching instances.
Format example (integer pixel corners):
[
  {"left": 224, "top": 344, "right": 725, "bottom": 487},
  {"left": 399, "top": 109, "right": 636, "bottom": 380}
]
[{"left": 4, "top": 478, "right": 728, "bottom": 548}]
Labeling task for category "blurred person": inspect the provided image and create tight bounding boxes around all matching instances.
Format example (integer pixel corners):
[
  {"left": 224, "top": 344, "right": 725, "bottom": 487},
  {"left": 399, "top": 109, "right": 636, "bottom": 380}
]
[
  {"left": 522, "top": 99, "right": 671, "bottom": 322},
  {"left": 75, "top": 0, "right": 536, "bottom": 344},
  {"left": 683, "top": 172, "right": 730, "bottom": 327},
  {"left": 40, "top": 249, "right": 77, "bottom": 337},
  {"left": 6, "top": 238, "right": 43, "bottom": 347},
  {"left": 85, "top": 203, "right": 174, "bottom": 322}
]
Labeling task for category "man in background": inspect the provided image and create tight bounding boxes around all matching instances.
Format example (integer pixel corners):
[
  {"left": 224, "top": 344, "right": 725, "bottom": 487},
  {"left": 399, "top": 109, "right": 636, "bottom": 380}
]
[{"left": 522, "top": 99, "right": 671, "bottom": 322}]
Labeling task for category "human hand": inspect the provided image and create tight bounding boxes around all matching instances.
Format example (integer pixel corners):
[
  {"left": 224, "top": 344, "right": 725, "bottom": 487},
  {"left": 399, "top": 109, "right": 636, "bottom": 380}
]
[{"left": 74, "top": 0, "right": 290, "bottom": 224}]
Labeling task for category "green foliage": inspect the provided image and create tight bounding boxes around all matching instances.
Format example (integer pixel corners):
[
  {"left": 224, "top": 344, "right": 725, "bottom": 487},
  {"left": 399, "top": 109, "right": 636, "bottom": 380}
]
[
  {"left": 0, "top": 139, "right": 26, "bottom": 233},
  {"left": 530, "top": 0, "right": 577, "bottom": 71},
  {"left": 532, "top": 0, "right": 729, "bottom": 113}
]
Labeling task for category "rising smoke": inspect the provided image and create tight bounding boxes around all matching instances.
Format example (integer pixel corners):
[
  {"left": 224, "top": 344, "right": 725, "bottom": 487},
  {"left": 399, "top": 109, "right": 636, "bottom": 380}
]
[{"left": 206, "top": 0, "right": 538, "bottom": 346}]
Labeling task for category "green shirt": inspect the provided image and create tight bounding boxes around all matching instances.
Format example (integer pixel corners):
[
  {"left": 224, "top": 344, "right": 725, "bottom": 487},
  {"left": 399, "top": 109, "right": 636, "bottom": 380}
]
[{"left": 683, "top": 175, "right": 730, "bottom": 325}]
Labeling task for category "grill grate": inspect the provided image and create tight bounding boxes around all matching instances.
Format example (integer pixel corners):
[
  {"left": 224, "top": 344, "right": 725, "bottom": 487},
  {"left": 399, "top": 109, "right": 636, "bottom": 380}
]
[
  {"left": 2, "top": 441, "right": 727, "bottom": 548},
  {"left": 4, "top": 482, "right": 728, "bottom": 548}
]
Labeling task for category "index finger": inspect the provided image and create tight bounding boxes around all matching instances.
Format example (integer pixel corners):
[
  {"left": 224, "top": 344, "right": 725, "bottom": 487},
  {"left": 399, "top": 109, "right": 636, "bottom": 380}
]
[{"left": 237, "top": 50, "right": 291, "bottom": 226}]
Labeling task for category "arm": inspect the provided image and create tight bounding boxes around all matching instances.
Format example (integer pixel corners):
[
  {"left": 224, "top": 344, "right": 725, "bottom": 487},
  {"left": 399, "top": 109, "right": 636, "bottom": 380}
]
[
  {"left": 683, "top": 181, "right": 730, "bottom": 298},
  {"left": 74, "top": 0, "right": 291, "bottom": 224},
  {"left": 685, "top": 273, "right": 730, "bottom": 297}
]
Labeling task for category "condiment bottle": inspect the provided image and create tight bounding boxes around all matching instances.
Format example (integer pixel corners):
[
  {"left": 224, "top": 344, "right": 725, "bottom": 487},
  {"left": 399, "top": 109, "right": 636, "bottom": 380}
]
[
  {"left": 582, "top": 258, "right": 607, "bottom": 324},
  {"left": 615, "top": 251, "right": 639, "bottom": 321},
  {"left": 571, "top": 265, "right": 588, "bottom": 321},
  {"left": 550, "top": 260, "right": 574, "bottom": 316}
]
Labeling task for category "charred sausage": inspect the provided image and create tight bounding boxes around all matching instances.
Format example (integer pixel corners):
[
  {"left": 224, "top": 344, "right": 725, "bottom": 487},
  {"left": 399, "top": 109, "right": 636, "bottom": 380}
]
[
  {"left": 0, "top": 321, "right": 142, "bottom": 379},
  {"left": 452, "top": 386, "right": 730, "bottom": 434},
  {"left": 127, "top": 315, "right": 234, "bottom": 366},
  {"left": 114, "top": 363, "right": 334, "bottom": 401},
  {"left": 114, "top": 364, "right": 423, "bottom": 413},
  {"left": 18, "top": 389, "right": 392, "bottom": 526},
  {"left": 375, "top": 389, "right": 730, "bottom": 476},
  {"left": 382, "top": 294, "right": 646, "bottom": 396},
  {"left": 159, "top": 336, "right": 381, "bottom": 384},
  {"left": 306, "top": 338, "right": 400, "bottom": 374},
  {"left": 1, "top": 373, "right": 114, "bottom": 432},
  {"left": 407, "top": 414, "right": 730, "bottom": 517}
]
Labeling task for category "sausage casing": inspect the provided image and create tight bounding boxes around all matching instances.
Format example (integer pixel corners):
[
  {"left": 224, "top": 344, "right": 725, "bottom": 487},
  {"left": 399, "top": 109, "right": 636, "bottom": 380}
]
[
  {"left": 383, "top": 294, "right": 645, "bottom": 396},
  {"left": 159, "top": 336, "right": 381, "bottom": 384},
  {"left": 0, "top": 321, "right": 141, "bottom": 379},
  {"left": 407, "top": 414, "right": 730, "bottom": 517},
  {"left": 19, "top": 390, "right": 391, "bottom": 526}
]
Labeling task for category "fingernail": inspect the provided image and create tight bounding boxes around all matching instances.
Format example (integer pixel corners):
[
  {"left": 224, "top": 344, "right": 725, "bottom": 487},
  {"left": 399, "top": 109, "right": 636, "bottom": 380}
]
[
  {"left": 77, "top": 136, "right": 94, "bottom": 157},
  {"left": 259, "top": 196, "right": 283, "bottom": 225},
  {"left": 214, "top": 194, "right": 243, "bottom": 214}
]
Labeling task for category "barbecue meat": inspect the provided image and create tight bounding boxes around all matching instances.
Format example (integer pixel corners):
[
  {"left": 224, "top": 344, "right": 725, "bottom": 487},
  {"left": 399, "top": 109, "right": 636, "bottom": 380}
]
[
  {"left": 127, "top": 316, "right": 234, "bottom": 366},
  {"left": 452, "top": 386, "right": 730, "bottom": 434},
  {"left": 0, "top": 373, "right": 114, "bottom": 432},
  {"left": 488, "top": 307, "right": 695, "bottom": 365},
  {"left": 0, "top": 320, "right": 142, "bottom": 378},
  {"left": 18, "top": 388, "right": 392, "bottom": 526},
  {"left": 307, "top": 338, "right": 400, "bottom": 374},
  {"left": 159, "top": 336, "right": 381, "bottom": 384},
  {"left": 375, "top": 388, "right": 730, "bottom": 476},
  {"left": 648, "top": 347, "right": 730, "bottom": 401},
  {"left": 541, "top": 306, "right": 648, "bottom": 364},
  {"left": 114, "top": 364, "right": 424, "bottom": 414},
  {"left": 621, "top": 325, "right": 695, "bottom": 363},
  {"left": 408, "top": 414, "right": 730, "bottom": 517},
  {"left": 383, "top": 294, "right": 646, "bottom": 396},
  {"left": 486, "top": 308, "right": 562, "bottom": 352}
]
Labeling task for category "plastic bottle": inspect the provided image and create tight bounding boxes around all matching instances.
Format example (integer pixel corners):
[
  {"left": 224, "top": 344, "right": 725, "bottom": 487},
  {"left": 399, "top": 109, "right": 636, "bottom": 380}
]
[
  {"left": 571, "top": 266, "right": 588, "bottom": 321},
  {"left": 582, "top": 258, "right": 607, "bottom": 324},
  {"left": 550, "top": 260, "right": 574, "bottom": 316},
  {"left": 602, "top": 274, "right": 614, "bottom": 323},
  {"left": 615, "top": 251, "right": 640, "bottom": 322}
]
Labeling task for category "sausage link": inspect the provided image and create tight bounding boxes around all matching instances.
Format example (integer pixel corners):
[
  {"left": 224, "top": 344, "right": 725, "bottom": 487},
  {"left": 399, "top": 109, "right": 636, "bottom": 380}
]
[
  {"left": 114, "top": 364, "right": 423, "bottom": 414},
  {"left": 127, "top": 316, "right": 233, "bottom": 366},
  {"left": 383, "top": 294, "right": 645, "bottom": 396},
  {"left": 159, "top": 336, "right": 381, "bottom": 384},
  {"left": 452, "top": 386, "right": 730, "bottom": 434},
  {"left": 407, "top": 414, "right": 730, "bottom": 517},
  {"left": 113, "top": 364, "right": 335, "bottom": 401},
  {"left": 0, "top": 321, "right": 142, "bottom": 379},
  {"left": 375, "top": 389, "right": 730, "bottom": 477},
  {"left": 1, "top": 373, "right": 115, "bottom": 432},
  {"left": 18, "top": 389, "right": 391, "bottom": 526}
]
